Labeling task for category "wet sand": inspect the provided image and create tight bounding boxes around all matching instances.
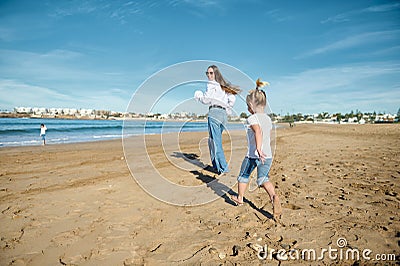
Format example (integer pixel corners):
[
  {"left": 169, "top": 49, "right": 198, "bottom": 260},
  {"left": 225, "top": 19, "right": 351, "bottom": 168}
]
[{"left": 0, "top": 124, "right": 399, "bottom": 265}]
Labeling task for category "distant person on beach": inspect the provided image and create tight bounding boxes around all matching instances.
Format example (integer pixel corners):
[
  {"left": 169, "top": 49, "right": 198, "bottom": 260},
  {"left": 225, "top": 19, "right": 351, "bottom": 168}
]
[
  {"left": 231, "top": 79, "right": 282, "bottom": 219},
  {"left": 194, "top": 65, "right": 241, "bottom": 175},
  {"left": 40, "top": 123, "right": 47, "bottom": 145}
]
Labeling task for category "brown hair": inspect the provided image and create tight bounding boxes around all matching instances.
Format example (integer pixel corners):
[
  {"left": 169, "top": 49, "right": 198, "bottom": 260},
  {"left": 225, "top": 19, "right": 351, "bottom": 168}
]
[{"left": 208, "top": 65, "right": 241, "bottom": 95}]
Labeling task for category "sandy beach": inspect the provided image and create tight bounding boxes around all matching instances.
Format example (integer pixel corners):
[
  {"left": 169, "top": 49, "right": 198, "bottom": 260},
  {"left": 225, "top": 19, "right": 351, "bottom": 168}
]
[{"left": 0, "top": 124, "right": 399, "bottom": 265}]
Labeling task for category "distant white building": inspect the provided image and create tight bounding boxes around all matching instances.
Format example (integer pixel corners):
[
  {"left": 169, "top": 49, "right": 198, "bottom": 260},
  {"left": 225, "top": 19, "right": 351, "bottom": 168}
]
[
  {"left": 348, "top": 117, "right": 358, "bottom": 123},
  {"left": 14, "top": 107, "right": 32, "bottom": 113},
  {"left": 375, "top": 114, "right": 395, "bottom": 122},
  {"left": 32, "top": 107, "right": 47, "bottom": 115},
  {"left": 79, "top": 109, "right": 94, "bottom": 116},
  {"left": 49, "top": 108, "right": 64, "bottom": 115},
  {"left": 63, "top": 108, "right": 78, "bottom": 116},
  {"left": 160, "top": 114, "right": 169, "bottom": 119}
]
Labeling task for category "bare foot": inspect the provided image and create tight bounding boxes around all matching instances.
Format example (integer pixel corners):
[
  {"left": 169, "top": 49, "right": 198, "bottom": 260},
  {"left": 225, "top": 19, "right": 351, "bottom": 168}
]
[
  {"left": 231, "top": 195, "right": 244, "bottom": 206},
  {"left": 272, "top": 195, "right": 282, "bottom": 219}
]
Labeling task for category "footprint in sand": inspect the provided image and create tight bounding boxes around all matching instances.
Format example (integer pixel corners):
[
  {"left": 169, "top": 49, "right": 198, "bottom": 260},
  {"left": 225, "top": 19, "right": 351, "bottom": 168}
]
[
  {"left": 284, "top": 203, "right": 302, "bottom": 210},
  {"left": 51, "top": 228, "right": 84, "bottom": 246}
]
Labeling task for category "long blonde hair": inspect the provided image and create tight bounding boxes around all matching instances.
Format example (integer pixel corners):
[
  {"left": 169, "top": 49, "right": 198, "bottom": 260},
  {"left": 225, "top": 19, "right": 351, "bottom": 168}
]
[
  {"left": 208, "top": 65, "right": 241, "bottom": 95},
  {"left": 246, "top": 78, "right": 269, "bottom": 107}
]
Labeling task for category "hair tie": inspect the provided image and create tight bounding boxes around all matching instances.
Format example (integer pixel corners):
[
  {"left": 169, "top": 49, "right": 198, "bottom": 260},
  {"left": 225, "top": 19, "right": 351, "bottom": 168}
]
[{"left": 256, "top": 78, "right": 270, "bottom": 89}]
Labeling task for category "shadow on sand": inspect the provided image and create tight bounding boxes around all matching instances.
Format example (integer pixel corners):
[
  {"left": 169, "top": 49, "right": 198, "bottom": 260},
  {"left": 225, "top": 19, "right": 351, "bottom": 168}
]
[{"left": 172, "top": 152, "right": 274, "bottom": 219}]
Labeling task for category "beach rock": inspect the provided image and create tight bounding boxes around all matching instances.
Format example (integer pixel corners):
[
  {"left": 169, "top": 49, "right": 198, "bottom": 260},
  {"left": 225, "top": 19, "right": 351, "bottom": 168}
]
[
  {"left": 123, "top": 258, "right": 136, "bottom": 266},
  {"left": 218, "top": 252, "right": 226, "bottom": 259},
  {"left": 232, "top": 245, "right": 240, "bottom": 256},
  {"left": 208, "top": 247, "right": 217, "bottom": 254},
  {"left": 266, "top": 234, "right": 283, "bottom": 242},
  {"left": 385, "top": 191, "right": 397, "bottom": 197},
  {"left": 10, "top": 259, "right": 26, "bottom": 266}
]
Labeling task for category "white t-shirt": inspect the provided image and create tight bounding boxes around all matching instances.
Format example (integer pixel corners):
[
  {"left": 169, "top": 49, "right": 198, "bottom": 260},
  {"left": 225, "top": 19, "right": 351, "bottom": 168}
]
[
  {"left": 246, "top": 113, "right": 272, "bottom": 159},
  {"left": 40, "top": 126, "right": 47, "bottom": 136}
]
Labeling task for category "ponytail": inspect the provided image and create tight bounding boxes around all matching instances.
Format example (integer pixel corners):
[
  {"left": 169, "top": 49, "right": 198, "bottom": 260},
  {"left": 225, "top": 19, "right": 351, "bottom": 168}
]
[{"left": 246, "top": 78, "right": 269, "bottom": 107}]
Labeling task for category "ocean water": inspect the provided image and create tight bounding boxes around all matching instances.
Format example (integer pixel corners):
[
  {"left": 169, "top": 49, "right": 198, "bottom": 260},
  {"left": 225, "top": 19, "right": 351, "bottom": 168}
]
[{"left": 0, "top": 118, "right": 245, "bottom": 147}]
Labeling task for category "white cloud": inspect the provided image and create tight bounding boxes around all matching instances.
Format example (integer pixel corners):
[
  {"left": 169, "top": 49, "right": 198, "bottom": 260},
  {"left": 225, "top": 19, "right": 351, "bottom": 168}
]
[
  {"left": 265, "top": 9, "right": 294, "bottom": 23},
  {"left": 364, "top": 3, "right": 400, "bottom": 12},
  {"left": 48, "top": 0, "right": 156, "bottom": 24},
  {"left": 0, "top": 79, "right": 72, "bottom": 108},
  {"left": 172, "top": 0, "right": 220, "bottom": 8},
  {"left": 321, "top": 3, "right": 400, "bottom": 24},
  {"left": 0, "top": 48, "right": 146, "bottom": 111},
  {"left": 269, "top": 62, "right": 400, "bottom": 114},
  {"left": 296, "top": 30, "right": 400, "bottom": 59},
  {"left": 0, "top": 79, "right": 130, "bottom": 111}
]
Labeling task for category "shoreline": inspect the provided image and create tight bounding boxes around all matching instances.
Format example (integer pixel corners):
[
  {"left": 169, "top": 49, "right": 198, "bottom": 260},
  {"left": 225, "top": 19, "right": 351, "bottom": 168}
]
[{"left": 1, "top": 122, "right": 399, "bottom": 149}]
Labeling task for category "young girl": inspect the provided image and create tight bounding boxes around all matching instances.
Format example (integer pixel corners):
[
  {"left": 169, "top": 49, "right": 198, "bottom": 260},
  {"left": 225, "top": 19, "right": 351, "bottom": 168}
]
[{"left": 231, "top": 79, "right": 282, "bottom": 219}]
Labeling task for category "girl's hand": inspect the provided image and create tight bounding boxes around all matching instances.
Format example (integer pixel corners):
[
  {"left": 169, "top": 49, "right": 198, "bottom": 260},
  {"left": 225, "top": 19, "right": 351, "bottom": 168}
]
[{"left": 257, "top": 149, "right": 267, "bottom": 163}]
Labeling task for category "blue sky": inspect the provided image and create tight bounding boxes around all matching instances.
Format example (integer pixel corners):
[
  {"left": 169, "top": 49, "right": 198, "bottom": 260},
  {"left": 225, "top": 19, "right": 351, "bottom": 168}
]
[{"left": 0, "top": 0, "right": 399, "bottom": 115}]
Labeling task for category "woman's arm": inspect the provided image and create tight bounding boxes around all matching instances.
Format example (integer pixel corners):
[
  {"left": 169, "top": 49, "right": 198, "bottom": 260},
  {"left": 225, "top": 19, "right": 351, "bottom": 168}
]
[{"left": 194, "top": 82, "right": 216, "bottom": 105}]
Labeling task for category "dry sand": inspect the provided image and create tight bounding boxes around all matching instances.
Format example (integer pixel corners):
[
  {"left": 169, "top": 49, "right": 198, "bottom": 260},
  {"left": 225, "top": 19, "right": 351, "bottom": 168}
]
[{"left": 0, "top": 124, "right": 399, "bottom": 265}]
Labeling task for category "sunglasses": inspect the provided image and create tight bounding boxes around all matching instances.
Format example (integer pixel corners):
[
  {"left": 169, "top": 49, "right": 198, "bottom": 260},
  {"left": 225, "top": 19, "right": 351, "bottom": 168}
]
[{"left": 205, "top": 71, "right": 214, "bottom": 75}]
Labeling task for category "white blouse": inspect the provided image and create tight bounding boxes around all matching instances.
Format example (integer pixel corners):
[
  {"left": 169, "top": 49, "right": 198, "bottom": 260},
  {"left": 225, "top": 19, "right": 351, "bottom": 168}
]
[{"left": 194, "top": 81, "right": 236, "bottom": 114}]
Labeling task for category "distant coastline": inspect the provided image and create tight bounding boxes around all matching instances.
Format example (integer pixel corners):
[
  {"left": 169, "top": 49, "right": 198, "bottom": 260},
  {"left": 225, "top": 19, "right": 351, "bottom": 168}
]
[
  {"left": 0, "top": 112, "right": 212, "bottom": 122},
  {"left": 0, "top": 112, "right": 107, "bottom": 120},
  {"left": 2, "top": 106, "right": 399, "bottom": 124}
]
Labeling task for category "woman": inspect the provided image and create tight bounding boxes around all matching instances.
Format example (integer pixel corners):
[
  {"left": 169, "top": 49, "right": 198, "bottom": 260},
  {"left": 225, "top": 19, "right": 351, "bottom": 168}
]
[{"left": 194, "top": 65, "right": 240, "bottom": 174}]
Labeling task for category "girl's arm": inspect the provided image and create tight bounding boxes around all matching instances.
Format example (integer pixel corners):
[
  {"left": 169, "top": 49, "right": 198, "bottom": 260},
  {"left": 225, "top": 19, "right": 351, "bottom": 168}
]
[{"left": 250, "top": 124, "right": 266, "bottom": 162}]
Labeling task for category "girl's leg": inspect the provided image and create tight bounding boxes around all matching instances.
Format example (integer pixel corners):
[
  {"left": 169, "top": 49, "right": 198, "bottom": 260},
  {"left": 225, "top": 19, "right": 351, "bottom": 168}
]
[
  {"left": 237, "top": 182, "right": 247, "bottom": 203},
  {"left": 261, "top": 181, "right": 282, "bottom": 218},
  {"left": 232, "top": 158, "right": 257, "bottom": 205},
  {"left": 231, "top": 182, "right": 247, "bottom": 205},
  {"left": 261, "top": 181, "right": 276, "bottom": 201}
]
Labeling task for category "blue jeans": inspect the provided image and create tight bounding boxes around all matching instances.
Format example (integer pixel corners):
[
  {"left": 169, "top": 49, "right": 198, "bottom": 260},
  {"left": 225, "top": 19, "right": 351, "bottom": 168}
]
[
  {"left": 237, "top": 157, "right": 272, "bottom": 186},
  {"left": 208, "top": 107, "right": 228, "bottom": 174}
]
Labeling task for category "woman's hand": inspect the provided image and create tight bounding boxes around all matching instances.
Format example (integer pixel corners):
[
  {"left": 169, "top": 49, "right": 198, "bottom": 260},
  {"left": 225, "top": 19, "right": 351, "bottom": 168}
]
[{"left": 194, "top": 90, "right": 203, "bottom": 100}]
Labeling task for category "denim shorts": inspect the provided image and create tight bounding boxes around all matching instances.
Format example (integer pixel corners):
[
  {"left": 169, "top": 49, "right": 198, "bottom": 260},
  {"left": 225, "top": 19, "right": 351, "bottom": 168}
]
[
  {"left": 41, "top": 134, "right": 46, "bottom": 140},
  {"left": 237, "top": 157, "right": 272, "bottom": 186}
]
